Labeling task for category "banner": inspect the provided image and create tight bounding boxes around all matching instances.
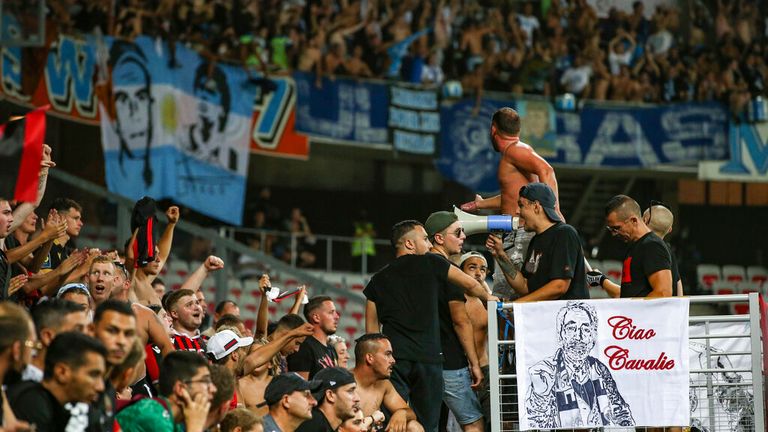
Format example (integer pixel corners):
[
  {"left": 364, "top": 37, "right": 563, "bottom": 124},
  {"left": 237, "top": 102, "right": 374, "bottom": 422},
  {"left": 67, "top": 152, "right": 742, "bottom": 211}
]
[
  {"left": 249, "top": 76, "right": 309, "bottom": 159},
  {"left": 514, "top": 299, "right": 690, "bottom": 430},
  {"left": 0, "top": 107, "right": 46, "bottom": 202},
  {"left": 438, "top": 98, "right": 729, "bottom": 193},
  {"left": 689, "top": 322, "right": 754, "bottom": 432},
  {"left": 99, "top": 37, "right": 256, "bottom": 225},
  {"left": 388, "top": 85, "right": 439, "bottom": 154},
  {"left": 294, "top": 71, "right": 389, "bottom": 145},
  {"left": 699, "top": 122, "right": 768, "bottom": 182}
]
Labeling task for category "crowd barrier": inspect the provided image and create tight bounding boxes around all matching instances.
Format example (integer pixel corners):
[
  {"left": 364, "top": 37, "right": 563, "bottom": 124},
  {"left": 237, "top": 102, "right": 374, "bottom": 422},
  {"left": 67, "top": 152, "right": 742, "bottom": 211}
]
[{"left": 487, "top": 293, "right": 765, "bottom": 432}]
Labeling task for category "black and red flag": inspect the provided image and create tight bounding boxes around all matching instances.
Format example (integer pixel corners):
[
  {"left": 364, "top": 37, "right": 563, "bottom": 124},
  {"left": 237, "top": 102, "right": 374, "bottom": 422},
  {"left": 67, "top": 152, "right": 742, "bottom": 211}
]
[{"left": 0, "top": 106, "right": 47, "bottom": 202}]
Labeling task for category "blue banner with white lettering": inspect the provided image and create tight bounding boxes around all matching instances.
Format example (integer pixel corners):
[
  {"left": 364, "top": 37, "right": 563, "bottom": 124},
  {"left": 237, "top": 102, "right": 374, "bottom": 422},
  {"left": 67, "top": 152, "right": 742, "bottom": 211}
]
[
  {"left": 294, "top": 71, "right": 389, "bottom": 144},
  {"left": 389, "top": 85, "right": 440, "bottom": 154},
  {"left": 437, "top": 98, "right": 729, "bottom": 193},
  {"left": 99, "top": 36, "right": 255, "bottom": 225}
]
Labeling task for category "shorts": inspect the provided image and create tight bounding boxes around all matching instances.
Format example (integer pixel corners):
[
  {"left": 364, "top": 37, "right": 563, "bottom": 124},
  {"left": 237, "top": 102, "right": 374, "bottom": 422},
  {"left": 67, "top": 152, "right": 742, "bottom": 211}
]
[
  {"left": 390, "top": 359, "right": 444, "bottom": 432},
  {"left": 443, "top": 367, "right": 484, "bottom": 425},
  {"left": 475, "top": 364, "right": 491, "bottom": 425}
]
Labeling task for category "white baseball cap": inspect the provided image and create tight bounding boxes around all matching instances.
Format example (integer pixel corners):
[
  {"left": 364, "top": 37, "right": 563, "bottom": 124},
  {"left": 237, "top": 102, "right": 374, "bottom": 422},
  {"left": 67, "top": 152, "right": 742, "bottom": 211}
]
[{"left": 206, "top": 329, "right": 254, "bottom": 360}]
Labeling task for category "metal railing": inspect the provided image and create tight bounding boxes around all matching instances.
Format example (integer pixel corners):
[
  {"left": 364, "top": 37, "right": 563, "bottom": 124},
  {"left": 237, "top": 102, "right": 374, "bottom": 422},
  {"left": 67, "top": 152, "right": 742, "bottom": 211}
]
[
  {"left": 220, "top": 227, "right": 389, "bottom": 275},
  {"left": 487, "top": 294, "right": 765, "bottom": 432},
  {"left": 46, "top": 169, "right": 357, "bottom": 305}
]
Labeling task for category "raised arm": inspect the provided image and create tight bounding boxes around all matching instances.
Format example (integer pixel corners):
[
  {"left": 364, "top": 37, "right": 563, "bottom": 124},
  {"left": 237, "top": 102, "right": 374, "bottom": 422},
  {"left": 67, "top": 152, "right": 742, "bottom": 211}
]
[
  {"left": 288, "top": 286, "right": 306, "bottom": 315},
  {"left": 447, "top": 265, "right": 497, "bottom": 302},
  {"left": 254, "top": 274, "right": 271, "bottom": 339},
  {"left": 156, "top": 206, "right": 179, "bottom": 269},
  {"left": 5, "top": 214, "right": 66, "bottom": 264},
  {"left": 243, "top": 323, "right": 314, "bottom": 375},
  {"left": 9, "top": 144, "right": 54, "bottom": 234},
  {"left": 179, "top": 255, "right": 224, "bottom": 293},
  {"left": 486, "top": 235, "right": 528, "bottom": 296}
]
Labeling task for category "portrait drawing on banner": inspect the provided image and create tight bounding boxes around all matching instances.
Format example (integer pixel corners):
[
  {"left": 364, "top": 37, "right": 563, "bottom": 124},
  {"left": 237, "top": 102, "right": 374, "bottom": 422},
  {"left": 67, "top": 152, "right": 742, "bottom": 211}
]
[{"left": 525, "top": 301, "right": 635, "bottom": 428}]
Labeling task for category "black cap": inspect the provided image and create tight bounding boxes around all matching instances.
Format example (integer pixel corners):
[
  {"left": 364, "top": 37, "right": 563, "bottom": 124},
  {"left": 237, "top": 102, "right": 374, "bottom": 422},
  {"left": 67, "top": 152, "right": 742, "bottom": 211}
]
[
  {"left": 313, "top": 367, "right": 357, "bottom": 403},
  {"left": 257, "top": 373, "right": 322, "bottom": 407},
  {"left": 519, "top": 183, "right": 562, "bottom": 223}
]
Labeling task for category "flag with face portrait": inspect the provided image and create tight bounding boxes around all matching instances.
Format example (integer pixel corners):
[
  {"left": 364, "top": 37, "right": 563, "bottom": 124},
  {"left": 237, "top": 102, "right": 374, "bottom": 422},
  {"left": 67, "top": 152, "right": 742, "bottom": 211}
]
[
  {"left": 513, "top": 298, "right": 690, "bottom": 430},
  {"left": 98, "top": 36, "right": 256, "bottom": 225}
]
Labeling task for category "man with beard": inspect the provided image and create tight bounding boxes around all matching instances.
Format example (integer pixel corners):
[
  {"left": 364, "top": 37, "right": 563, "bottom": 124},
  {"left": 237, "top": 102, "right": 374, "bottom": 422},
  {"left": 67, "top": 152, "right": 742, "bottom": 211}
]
[
  {"left": 288, "top": 296, "right": 340, "bottom": 379},
  {"left": 259, "top": 373, "right": 321, "bottom": 432},
  {"left": 423, "top": 211, "right": 484, "bottom": 432},
  {"left": 296, "top": 367, "right": 360, "bottom": 432},
  {"left": 91, "top": 299, "right": 137, "bottom": 431},
  {"left": 351, "top": 334, "right": 422, "bottom": 432},
  {"left": 9, "top": 332, "right": 108, "bottom": 432},
  {"left": 524, "top": 301, "right": 633, "bottom": 428},
  {"left": 165, "top": 288, "right": 206, "bottom": 355},
  {"left": 486, "top": 183, "right": 588, "bottom": 302},
  {"left": 460, "top": 108, "right": 562, "bottom": 299}
]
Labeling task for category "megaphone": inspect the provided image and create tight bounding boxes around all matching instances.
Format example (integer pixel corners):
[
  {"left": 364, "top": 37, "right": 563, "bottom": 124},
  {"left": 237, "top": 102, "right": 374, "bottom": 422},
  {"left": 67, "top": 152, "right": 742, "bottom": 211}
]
[{"left": 453, "top": 206, "right": 519, "bottom": 236}]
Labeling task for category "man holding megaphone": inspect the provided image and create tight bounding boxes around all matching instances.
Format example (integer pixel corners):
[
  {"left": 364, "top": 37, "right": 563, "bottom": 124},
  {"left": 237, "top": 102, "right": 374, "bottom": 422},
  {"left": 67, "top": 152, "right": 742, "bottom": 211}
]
[{"left": 459, "top": 107, "right": 563, "bottom": 299}]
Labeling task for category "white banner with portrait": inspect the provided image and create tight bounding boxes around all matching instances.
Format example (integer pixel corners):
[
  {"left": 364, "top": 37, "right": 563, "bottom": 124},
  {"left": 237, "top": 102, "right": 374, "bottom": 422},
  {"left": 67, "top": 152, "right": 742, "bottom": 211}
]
[{"left": 513, "top": 298, "right": 690, "bottom": 430}]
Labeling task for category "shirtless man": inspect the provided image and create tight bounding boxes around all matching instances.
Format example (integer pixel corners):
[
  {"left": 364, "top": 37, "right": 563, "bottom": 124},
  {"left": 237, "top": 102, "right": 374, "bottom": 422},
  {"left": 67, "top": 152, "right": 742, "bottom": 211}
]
[
  {"left": 458, "top": 252, "right": 492, "bottom": 430},
  {"left": 351, "top": 334, "right": 423, "bottom": 432},
  {"left": 130, "top": 206, "right": 179, "bottom": 306},
  {"left": 460, "top": 107, "right": 561, "bottom": 298}
]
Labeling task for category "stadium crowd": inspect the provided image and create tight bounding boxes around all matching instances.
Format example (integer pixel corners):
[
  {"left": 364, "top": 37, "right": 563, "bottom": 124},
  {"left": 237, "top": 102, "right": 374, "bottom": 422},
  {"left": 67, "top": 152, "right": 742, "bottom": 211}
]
[
  {"left": 37, "top": 0, "right": 767, "bottom": 113},
  {"left": 0, "top": 106, "right": 691, "bottom": 432}
]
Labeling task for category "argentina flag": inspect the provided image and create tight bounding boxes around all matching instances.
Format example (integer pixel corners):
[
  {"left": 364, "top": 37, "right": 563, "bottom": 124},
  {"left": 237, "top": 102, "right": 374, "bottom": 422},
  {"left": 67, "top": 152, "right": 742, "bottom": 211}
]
[{"left": 98, "top": 36, "right": 255, "bottom": 225}]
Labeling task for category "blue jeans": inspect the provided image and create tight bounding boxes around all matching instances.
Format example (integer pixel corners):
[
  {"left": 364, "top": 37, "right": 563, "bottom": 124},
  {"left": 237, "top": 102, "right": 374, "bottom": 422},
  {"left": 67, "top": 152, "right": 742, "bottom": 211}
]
[{"left": 443, "top": 367, "right": 484, "bottom": 425}]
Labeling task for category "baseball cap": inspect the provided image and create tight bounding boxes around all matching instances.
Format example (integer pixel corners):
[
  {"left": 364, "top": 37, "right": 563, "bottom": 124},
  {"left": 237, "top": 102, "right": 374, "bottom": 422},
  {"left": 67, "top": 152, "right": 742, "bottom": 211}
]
[
  {"left": 459, "top": 251, "right": 488, "bottom": 268},
  {"left": 424, "top": 211, "right": 458, "bottom": 237},
  {"left": 312, "top": 367, "right": 356, "bottom": 403},
  {"left": 257, "top": 373, "right": 322, "bottom": 407},
  {"left": 206, "top": 329, "right": 254, "bottom": 360},
  {"left": 519, "top": 183, "right": 562, "bottom": 223}
]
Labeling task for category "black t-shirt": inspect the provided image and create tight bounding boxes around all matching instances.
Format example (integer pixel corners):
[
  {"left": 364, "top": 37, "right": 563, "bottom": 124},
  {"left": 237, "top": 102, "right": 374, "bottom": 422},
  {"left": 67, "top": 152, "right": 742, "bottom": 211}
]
[
  {"left": 521, "top": 223, "right": 589, "bottom": 300},
  {"left": 88, "top": 380, "right": 116, "bottom": 432},
  {"left": 363, "top": 253, "right": 451, "bottom": 363},
  {"left": 295, "top": 407, "right": 335, "bottom": 432},
  {"left": 620, "top": 232, "right": 672, "bottom": 298},
  {"left": 0, "top": 249, "right": 9, "bottom": 299},
  {"left": 433, "top": 254, "right": 469, "bottom": 371},
  {"left": 671, "top": 250, "right": 681, "bottom": 295},
  {"left": 8, "top": 381, "right": 72, "bottom": 432},
  {"left": 41, "top": 240, "right": 73, "bottom": 271},
  {"left": 287, "top": 335, "right": 338, "bottom": 379}
]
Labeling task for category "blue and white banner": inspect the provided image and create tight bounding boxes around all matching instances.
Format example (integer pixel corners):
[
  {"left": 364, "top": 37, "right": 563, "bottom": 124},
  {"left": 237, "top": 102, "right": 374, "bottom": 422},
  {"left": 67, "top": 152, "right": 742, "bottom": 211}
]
[
  {"left": 699, "top": 122, "right": 768, "bottom": 182},
  {"left": 294, "top": 71, "right": 389, "bottom": 145},
  {"left": 437, "top": 98, "right": 729, "bottom": 193},
  {"left": 99, "top": 37, "right": 255, "bottom": 225},
  {"left": 388, "top": 85, "right": 439, "bottom": 154},
  {"left": 514, "top": 299, "right": 690, "bottom": 430}
]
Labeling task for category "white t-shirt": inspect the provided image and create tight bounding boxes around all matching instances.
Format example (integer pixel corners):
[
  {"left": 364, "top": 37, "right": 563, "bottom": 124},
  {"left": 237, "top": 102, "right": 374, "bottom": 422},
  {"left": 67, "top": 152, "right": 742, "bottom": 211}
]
[
  {"left": 609, "top": 50, "right": 633, "bottom": 75},
  {"left": 517, "top": 14, "right": 540, "bottom": 47},
  {"left": 647, "top": 30, "right": 673, "bottom": 56},
  {"left": 560, "top": 65, "right": 593, "bottom": 94}
]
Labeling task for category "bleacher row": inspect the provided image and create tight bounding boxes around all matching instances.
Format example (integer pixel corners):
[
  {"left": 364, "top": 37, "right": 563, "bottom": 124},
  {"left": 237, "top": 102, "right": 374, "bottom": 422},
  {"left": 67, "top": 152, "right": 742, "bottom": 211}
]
[{"left": 81, "top": 226, "right": 767, "bottom": 328}]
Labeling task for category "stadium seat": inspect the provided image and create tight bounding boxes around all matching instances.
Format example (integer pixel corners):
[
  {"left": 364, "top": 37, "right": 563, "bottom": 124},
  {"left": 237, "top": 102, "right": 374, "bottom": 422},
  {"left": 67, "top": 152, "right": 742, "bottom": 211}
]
[
  {"left": 736, "top": 281, "right": 761, "bottom": 295},
  {"left": 722, "top": 265, "right": 746, "bottom": 283},
  {"left": 166, "top": 259, "right": 190, "bottom": 278},
  {"left": 334, "top": 296, "right": 349, "bottom": 312},
  {"left": 712, "top": 280, "right": 736, "bottom": 296},
  {"left": 227, "top": 278, "right": 243, "bottom": 300},
  {"left": 747, "top": 266, "right": 768, "bottom": 286},
  {"left": 602, "top": 260, "right": 622, "bottom": 284},
  {"left": 696, "top": 264, "right": 721, "bottom": 292}
]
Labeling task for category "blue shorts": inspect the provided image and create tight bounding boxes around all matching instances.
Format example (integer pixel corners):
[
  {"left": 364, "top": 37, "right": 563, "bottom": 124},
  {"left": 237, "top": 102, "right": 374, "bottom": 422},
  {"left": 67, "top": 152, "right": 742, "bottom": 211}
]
[{"left": 443, "top": 367, "right": 484, "bottom": 425}]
